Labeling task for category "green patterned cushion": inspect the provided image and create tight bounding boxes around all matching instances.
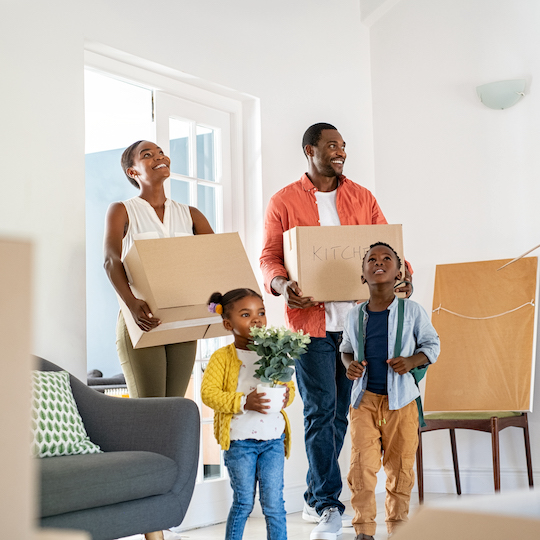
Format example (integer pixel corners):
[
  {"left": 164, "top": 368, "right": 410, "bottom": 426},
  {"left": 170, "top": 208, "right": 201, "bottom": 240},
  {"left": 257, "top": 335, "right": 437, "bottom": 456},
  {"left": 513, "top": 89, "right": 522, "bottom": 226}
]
[{"left": 31, "top": 371, "right": 102, "bottom": 458}]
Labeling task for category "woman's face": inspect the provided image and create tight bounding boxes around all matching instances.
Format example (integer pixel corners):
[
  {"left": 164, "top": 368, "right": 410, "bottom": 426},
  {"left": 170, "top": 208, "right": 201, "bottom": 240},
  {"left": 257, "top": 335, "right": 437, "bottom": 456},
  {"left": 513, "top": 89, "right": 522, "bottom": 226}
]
[{"left": 127, "top": 141, "right": 171, "bottom": 186}]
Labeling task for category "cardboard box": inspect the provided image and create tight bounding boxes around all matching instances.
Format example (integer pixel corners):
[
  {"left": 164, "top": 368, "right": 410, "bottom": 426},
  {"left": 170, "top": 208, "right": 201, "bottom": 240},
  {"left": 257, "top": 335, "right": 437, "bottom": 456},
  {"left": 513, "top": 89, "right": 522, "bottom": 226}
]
[
  {"left": 121, "top": 233, "right": 260, "bottom": 348},
  {"left": 283, "top": 225, "right": 404, "bottom": 302}
]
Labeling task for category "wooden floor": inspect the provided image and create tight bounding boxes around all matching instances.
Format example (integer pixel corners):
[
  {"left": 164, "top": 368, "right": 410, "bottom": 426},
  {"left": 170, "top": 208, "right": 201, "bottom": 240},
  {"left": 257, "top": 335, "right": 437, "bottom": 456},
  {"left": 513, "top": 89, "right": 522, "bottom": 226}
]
[{"left": 120, "top": 492, "right": 462, "bottom": 540}]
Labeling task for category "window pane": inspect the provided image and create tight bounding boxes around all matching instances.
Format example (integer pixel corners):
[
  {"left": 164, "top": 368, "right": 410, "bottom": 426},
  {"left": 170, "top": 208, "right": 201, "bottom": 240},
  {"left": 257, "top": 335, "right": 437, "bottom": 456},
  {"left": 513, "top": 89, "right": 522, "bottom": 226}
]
[
  {"left": 196, "top": 125, "right": 215, "bottom": 182},
  {"left": 169, "top": 118, "right": 190, "bottom": 176},
  {"left": 202, "top": 423, "right": 222, "bottom": 479},
  {"left": 198, "top": 184, "right": 217, "bottom": 232},
  {"left": 170, "top": 179, "right": 191, "bottom": 205},
  {"left": 84, "top": 70, "right": 153, "bottom": 154}
]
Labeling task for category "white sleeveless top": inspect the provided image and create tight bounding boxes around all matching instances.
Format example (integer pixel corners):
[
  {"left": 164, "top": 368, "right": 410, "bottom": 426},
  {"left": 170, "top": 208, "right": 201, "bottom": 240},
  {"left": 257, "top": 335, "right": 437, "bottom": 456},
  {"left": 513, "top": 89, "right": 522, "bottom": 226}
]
[{"left": 121, "top": 197, "right": 193, "bottom": 260}]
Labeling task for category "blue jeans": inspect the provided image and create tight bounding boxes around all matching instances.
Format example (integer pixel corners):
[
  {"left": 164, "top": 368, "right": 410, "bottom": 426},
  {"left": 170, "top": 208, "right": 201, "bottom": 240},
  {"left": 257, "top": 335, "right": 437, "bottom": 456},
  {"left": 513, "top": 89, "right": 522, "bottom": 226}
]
[
  {"left": 224, "top": 435, "right": 287, "bottom": 540},
  {"left": 295, "top": 331, "right": 352, "bottom": 515}
]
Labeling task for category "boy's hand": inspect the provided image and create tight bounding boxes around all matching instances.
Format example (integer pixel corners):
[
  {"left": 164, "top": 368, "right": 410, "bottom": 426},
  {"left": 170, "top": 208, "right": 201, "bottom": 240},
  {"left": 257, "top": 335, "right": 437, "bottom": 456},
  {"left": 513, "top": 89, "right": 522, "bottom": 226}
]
[
  {"left": 346, "top": 360, "right": 367, "bottom": 380},
  {"left": 387, "top": 356, "right": 414, "bottom": 375},
  {"left": 245, "top": 389, "right": 270, "bottom": 414}
]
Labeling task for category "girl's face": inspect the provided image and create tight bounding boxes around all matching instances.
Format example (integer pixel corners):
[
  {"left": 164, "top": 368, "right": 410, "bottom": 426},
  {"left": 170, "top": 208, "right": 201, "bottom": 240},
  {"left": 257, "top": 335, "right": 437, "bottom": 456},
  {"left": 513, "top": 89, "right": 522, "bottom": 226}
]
[
  {"left": 223, "top": 295, "right": 266, "bottom": 350},
  {"left": 126, "top": 141, "right": 171, "bottom": 186}
]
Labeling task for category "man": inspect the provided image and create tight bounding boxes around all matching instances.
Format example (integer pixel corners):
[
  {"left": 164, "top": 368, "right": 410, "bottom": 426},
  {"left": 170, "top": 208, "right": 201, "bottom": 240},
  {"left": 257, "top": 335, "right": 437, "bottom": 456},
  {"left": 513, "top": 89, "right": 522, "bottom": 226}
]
[{"left": 260, "top": 123, "right": 412, "bottom": 540}]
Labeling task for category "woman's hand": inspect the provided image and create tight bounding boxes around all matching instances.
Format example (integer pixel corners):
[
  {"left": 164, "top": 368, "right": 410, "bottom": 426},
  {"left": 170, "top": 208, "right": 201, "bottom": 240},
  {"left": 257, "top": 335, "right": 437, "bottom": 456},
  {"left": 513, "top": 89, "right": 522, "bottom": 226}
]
[
  {"left": 245, "top": 389, "right": 271, "bottom": 414},
  {"left": 126, "top": 298, "right": 161, "bottom": 332}
]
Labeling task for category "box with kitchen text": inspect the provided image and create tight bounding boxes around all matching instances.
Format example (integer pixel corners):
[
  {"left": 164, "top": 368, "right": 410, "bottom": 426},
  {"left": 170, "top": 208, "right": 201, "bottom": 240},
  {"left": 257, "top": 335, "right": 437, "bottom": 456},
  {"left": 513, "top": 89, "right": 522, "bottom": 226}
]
[
  {"left": 283, "top": 225, "right": 404, "bottom": 302},
  {"left": 120, "top": 233, "right": 260, "bottom": 348}
]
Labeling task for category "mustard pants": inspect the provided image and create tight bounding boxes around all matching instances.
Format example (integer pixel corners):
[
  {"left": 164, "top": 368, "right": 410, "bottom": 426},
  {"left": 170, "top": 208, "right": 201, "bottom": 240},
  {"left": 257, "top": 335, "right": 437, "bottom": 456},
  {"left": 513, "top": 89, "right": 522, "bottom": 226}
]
[
  {"left": 348, "top": 391, "right": 418, "bottom": 536},
  {"left": 116, "top": 312, "right": 197, "bottom": 398}
]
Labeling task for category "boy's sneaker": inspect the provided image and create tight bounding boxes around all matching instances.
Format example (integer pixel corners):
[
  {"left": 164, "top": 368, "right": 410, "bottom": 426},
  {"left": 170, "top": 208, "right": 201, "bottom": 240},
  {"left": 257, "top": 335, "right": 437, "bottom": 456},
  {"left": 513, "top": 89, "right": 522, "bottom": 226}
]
[
  {"left": 303, "top": 501, "right": 353, "bottom": 527},
  {"left": 310, "top": 507, "right": 342, "bottom": 540}
]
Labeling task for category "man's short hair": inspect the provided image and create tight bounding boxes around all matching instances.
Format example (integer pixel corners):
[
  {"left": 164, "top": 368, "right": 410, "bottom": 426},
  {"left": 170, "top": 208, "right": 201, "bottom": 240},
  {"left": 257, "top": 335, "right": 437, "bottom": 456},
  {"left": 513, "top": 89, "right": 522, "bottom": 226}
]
[{"left": 302, "top": 123, "right": 338, "bottom": 156}]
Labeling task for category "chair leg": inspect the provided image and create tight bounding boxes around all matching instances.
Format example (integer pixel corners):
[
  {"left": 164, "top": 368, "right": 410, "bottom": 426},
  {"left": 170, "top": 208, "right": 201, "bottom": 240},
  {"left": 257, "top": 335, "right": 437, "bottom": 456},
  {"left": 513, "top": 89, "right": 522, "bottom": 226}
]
[
  {"left": 449, "top": 428, "right": 461, "bottom": 495},
  {"left": 523, "top": 413, "right": 534, "bottom": 488},
  {"left": 491, "top": 416, "right": 501, "bottom": 492},
  {"left": 416, "top": 429, "right": 424, "bottom": 504}
]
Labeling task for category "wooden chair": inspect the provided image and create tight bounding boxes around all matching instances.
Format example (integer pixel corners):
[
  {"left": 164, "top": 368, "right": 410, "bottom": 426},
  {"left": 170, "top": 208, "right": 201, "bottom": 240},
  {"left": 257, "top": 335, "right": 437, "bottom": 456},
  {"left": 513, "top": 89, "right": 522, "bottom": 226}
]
[{"left": 416, "top": 411, "right": 534, "bottom": 503}]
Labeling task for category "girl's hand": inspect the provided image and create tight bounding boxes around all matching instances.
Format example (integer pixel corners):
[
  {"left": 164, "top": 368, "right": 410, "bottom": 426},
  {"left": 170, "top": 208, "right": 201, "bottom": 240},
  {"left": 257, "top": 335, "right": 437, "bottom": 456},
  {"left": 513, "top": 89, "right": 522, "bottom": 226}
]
[
  {"left": 127, "top": 298, "right": 161, "bottom": 331},
  {"left": 245, "top": 389, "right": 270, "bottom": 414},
  {"left": 282, "top": 386, "right": 290, "bottom": 409},
  {"left": 347, "top": 360, "right": 367, "bottom": 380}
]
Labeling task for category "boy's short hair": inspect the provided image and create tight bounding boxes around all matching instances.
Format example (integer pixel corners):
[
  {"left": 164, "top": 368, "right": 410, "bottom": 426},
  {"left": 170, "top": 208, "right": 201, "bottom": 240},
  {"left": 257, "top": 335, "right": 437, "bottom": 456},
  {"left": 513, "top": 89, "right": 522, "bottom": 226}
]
[{"left": 362, "top": 242, "right": 402, "bottom": 269}]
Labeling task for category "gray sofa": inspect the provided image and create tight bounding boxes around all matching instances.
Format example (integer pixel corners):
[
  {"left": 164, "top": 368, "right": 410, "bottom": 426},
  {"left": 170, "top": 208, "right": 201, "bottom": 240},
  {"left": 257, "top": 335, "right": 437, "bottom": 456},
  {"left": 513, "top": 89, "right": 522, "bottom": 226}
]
[{"left": 37, "top": 357, "right": 200, "bottom": 540}]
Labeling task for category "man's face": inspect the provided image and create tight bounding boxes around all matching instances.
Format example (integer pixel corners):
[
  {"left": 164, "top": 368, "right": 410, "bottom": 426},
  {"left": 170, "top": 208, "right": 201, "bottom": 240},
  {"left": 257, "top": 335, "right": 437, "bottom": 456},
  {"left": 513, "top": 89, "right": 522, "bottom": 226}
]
[{"left": 308, "top": 129, "right": 347, "bottom": 177}]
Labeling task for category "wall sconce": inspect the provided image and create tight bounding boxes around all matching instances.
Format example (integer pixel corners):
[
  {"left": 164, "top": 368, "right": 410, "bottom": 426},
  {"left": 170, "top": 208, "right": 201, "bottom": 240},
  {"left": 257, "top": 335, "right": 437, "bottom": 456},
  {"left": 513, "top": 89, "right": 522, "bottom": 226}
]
[{"left": 476, "top": 79, "right": 526, "bottom": 109}]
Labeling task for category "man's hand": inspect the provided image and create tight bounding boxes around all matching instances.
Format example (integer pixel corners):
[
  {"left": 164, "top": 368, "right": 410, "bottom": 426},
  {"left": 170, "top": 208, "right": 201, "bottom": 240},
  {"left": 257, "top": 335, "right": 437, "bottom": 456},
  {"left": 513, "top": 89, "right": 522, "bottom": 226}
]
[
  {"left": 271, "top": 276, "right": 318, "bottom": 309},
  {"left": 395, "top": 266, "right": 413, "bottom": 298},
  {"left": 346, "top": 360, "right": 367, "bottom": 380}
]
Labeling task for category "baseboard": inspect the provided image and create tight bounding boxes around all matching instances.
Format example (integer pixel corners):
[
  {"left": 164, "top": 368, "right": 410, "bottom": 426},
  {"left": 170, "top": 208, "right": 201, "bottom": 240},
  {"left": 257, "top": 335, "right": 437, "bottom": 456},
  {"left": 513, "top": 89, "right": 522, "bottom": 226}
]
[{"left": 416, "top": 467, "right": 537, "bottom": 494}]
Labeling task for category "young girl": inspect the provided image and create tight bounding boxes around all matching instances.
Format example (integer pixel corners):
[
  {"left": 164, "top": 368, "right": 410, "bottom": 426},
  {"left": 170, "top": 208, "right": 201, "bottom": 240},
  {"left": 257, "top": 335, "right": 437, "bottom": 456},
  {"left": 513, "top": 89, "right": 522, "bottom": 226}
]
[
  {"left": 340, "top": 242, "right": 440, "bottom": 539},
  {"left": 201, "top": 288, "right": 295, "bottom": 540}
]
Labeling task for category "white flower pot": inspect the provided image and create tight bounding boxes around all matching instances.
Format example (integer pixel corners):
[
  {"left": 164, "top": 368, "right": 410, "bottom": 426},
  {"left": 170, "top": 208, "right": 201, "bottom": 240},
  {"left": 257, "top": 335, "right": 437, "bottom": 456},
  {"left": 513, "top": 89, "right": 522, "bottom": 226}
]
[{"left": 257, "top": 384, "right": 286, "bottom": 414}]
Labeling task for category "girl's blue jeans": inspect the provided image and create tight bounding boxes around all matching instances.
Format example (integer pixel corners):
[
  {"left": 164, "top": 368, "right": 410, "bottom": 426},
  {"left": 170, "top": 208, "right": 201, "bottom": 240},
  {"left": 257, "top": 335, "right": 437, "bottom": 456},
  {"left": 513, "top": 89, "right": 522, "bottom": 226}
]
[{"left": 224, "top": 435, "right": 287, "bottom": 540}]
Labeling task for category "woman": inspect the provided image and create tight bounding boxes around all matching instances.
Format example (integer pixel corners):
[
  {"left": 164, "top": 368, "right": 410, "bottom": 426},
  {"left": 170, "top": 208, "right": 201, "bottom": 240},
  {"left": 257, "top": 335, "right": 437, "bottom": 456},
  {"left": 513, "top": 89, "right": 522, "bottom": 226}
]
[{"left": 104, "top": 140, "right": 214, "bottom": 401}]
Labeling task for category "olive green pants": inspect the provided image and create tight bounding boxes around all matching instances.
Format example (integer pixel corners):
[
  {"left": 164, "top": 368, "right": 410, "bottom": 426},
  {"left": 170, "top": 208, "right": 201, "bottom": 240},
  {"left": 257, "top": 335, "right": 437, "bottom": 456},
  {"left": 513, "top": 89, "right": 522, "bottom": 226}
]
[{"left": 116, "top": 312, "right": 197, "bottom": 398}]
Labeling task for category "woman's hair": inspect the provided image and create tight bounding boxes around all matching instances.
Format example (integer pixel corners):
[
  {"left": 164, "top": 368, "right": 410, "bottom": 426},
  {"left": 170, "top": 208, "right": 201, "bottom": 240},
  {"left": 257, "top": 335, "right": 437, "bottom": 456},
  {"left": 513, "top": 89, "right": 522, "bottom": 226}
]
[
  {"left": 208, "top": 288, "right": 263, "bottom": 319},
  {"left": 121, "top": 140, "right": 144, "bottom": 189},
  {"left": 362, "top": 241, "right": 402, "bottom": 269}
]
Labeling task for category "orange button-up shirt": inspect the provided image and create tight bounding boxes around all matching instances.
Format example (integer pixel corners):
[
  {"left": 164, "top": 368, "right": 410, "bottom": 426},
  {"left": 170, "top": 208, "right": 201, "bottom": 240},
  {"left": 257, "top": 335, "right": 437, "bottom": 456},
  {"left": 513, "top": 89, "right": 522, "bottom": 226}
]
[{"left": 260, "top": 174, "right": 388, "bottom": 337}]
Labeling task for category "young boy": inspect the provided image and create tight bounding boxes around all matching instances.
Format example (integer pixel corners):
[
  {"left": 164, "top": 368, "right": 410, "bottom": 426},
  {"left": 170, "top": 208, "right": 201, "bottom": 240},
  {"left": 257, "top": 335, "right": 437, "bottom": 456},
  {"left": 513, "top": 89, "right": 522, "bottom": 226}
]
[{"left": 340, "top": 242, "right": 440, "bottom": 539}]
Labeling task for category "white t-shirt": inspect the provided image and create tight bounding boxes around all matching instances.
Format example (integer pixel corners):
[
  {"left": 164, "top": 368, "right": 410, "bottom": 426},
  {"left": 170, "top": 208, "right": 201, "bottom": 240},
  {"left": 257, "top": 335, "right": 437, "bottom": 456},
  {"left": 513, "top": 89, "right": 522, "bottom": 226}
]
[
  {"left": 121, "top": 197, "right": 193, "bottom": 260},
  {"left": 229, "top": 348, "right": 285, "bottom": 441},
  {"left": 315, "top": 189, "right": 355, "bottom": 332}
]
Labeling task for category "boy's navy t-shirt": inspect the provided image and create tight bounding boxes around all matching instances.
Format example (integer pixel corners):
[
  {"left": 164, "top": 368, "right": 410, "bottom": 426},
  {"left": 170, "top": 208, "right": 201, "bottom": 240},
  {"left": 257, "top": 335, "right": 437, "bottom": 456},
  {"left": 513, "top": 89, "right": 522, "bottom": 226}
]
[{"left": 365, "top": 308, "right": 389, "bottom": 395}]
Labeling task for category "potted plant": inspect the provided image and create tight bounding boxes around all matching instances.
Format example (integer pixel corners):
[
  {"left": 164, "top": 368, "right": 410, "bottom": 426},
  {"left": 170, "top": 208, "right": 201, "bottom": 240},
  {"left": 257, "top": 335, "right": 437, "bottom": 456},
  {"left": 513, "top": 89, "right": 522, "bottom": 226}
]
[{"left": 248, "top": 325, "right": 310, "bottom": 412}]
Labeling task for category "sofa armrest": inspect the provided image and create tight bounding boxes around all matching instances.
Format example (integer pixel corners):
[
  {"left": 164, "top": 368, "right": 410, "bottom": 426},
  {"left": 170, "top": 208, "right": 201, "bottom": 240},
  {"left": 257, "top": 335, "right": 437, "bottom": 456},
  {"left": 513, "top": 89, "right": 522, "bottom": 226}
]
[{"left": 36, "top": 357, "right": 200, "bottom": 497}]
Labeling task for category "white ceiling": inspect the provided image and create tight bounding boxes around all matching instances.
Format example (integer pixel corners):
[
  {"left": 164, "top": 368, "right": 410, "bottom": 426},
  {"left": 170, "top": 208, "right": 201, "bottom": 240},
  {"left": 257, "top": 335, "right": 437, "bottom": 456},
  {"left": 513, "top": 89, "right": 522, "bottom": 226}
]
[{"left": 359, "top": 0, "right": 401, "bottom": 25}]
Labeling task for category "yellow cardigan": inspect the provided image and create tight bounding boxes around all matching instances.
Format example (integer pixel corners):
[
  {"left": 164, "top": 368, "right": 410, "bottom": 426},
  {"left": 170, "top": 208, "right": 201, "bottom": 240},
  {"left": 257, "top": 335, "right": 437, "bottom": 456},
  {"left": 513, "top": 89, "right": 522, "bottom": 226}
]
[{"left": 201, "top": 342, "right": 295, "bottom": 458}]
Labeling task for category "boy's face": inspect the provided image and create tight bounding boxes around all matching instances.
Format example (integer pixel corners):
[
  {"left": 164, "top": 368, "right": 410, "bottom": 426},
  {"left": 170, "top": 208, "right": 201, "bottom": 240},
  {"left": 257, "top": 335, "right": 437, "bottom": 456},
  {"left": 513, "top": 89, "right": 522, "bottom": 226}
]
[{"left": 362, "top": 245, "right": 401, "bottom": 286}]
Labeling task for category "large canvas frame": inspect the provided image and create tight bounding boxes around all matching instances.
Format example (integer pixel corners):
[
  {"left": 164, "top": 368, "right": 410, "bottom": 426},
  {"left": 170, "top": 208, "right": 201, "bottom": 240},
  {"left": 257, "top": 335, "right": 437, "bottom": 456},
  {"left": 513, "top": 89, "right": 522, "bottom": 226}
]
[{"left": 424, "top": 257, "right": 538, "bottom": 412}]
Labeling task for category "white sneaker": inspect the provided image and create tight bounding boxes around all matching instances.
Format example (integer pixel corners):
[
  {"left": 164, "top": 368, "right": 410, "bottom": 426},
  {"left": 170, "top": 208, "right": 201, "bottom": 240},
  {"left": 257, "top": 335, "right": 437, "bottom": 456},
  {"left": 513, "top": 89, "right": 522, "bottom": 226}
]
[
  {"left": 310, "top": 507, "right": 343, "bottom": 540},
  {"left": 302, "top": 501, "right": 320, "bottom": 523},
  {"left": 303, "top": 501, "right": 353, "bottom": 528},
  {"left": 341, "top": 512, "right": 353, "bottom": 528}
]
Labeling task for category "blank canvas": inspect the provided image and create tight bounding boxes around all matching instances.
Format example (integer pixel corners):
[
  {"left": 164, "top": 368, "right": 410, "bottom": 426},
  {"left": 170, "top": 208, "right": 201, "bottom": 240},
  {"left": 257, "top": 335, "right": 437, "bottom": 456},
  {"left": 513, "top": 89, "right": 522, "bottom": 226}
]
[{"left": 424, "top": 257, "right": 538, "bottom": 412}]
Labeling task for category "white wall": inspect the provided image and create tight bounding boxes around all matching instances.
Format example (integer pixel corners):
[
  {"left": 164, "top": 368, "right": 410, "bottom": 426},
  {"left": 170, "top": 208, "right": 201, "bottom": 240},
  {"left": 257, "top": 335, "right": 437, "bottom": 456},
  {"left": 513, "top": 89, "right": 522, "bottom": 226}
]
[
  {"left": 370, "top": 0, "right": 540, "bottom": 492},
  {"left": 0, "top": 0, "right": 87, "bottom": 380},
  {"left": 82, "top": 0, "right": 373, "bottom": 516},
  {"left": 1, "top": 0, "right": 374, "bottom": 522}
]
